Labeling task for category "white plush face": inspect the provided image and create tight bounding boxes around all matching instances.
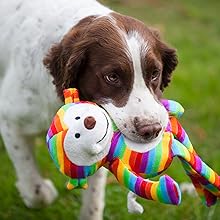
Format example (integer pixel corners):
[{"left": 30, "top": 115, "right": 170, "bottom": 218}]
[{"left": 63, "top": 103, "right": 113, "bottom": 166}]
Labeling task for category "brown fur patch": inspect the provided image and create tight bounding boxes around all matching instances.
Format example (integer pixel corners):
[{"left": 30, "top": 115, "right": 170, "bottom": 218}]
[{"left": 44, "top": 13, "right": 177, "bottom": 105}]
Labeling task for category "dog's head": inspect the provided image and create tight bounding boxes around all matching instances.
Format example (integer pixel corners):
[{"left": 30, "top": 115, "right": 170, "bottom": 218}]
[{"left": 44, "top": 13, "right": 178, "bottom": 146}]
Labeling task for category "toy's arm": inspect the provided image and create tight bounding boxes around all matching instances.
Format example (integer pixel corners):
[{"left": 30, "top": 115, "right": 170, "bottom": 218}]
[
  {"left": 161, "top": 99, "right": 193, "bottom": 152},
  {"left": 167, "top": 116, "right": 194, "bottom": 152},
  {"left": 161, "top": 99, "right": 184, "bottom": 118},
  {"left": 109, "top": 158, "right": 181, "bottom": 205},
  {"left": 162, "top": 99, "right": 194, "bottom": 153}
]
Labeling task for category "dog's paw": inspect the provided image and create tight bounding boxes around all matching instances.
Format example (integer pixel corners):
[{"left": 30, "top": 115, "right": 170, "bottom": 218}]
[
  {"left": 180, "top": 182, "right": 196, "bottom": 197},
  {"left": 16, "top": 179, "right": 58, "bottom": 208},
  {"left": 127, "top": 191, "right": 144, "bottom": 214}
]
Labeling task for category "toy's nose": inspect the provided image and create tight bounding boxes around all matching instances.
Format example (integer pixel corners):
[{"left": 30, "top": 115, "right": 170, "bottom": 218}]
[{"left": 84, "top": 116, "right": 96, "bottom": 130}]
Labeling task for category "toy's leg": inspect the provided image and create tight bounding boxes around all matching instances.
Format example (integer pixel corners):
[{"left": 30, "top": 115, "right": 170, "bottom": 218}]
[
  {"left": 172, "top": 140, "right": 220, "bottom": 191},
  {"left": 79, "top": 167, "right": 108, "bottom": 220},
  {"left": 0, "top": 122, "right": 58, "bottom": 208},
  {"left": 172, "top": 139, "right": 220, "bottom": 206},
  {"left": 187, "top": 168, "right": 217, "bottom": 206},
  {"left": 180, "top": 160, "right": 218, "bottom": 206},
  {"left": 110, "top": 158, "right": 181, "bottom": 205},
  {"left": 168, "top": 117, "right": 220, "bottom": 205}
]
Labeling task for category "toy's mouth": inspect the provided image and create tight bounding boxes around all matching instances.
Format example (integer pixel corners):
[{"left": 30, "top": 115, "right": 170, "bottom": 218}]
[{"left": 97, "top": 113, "right": 109, "bottom": 144}]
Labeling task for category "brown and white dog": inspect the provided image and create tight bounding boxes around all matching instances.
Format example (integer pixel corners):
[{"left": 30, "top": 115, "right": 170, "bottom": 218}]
[{"left": 0, "top": 0, "right": 177, "bottom": 218}]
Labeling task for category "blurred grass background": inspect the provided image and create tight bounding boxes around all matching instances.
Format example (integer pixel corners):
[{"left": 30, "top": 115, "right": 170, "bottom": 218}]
[{"left": 1, "top": 0, "right": 220, "bottom": 219}]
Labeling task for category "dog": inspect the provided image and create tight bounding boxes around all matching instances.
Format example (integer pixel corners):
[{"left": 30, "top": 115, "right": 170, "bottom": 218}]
[{"left": 0, "top": 0, "right": 177, "bottom": 218}]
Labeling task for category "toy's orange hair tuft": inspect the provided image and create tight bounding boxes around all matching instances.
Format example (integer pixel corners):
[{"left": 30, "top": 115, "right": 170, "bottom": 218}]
[{"left": 63, "top": 88, "right": 80, "bottom": 104}]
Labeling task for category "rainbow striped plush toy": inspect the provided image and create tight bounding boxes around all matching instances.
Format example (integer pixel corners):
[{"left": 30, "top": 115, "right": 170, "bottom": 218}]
[{"left": 47, "top": 88, "right": 220, "bottom": 207}]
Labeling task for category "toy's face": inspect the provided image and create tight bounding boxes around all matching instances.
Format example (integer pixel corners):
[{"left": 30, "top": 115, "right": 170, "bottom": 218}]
[{"left": 63, "top": 103, "right": 113, "bottom": 166}]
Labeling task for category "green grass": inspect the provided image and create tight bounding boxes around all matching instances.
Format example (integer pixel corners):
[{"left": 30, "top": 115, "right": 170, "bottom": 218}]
[{"left": 1, "top": 0, "right": 220, "bottom": 219}]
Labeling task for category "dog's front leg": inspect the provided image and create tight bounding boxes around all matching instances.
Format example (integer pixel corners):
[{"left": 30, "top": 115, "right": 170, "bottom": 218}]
[
  {"left": 79, "top": 167, "right": 108, "bottom": 220},
  {"left": 0, "top": 120, "right": 58, "bottom": 208}
]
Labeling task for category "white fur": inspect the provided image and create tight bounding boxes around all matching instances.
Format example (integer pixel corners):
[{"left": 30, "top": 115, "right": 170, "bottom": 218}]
[
  {"left": 63, "top": 103, "right": 113, "bottom": 166},
  {"left": 0, "top": 0, "right": 111, "bottom": 214},
  {"left": 127, "top": 191, "right": 144, "bottom": 214},
  {"left": 0, "top": 0, "right": 168, "bottom": 217},
  {"left": 102, "top": 31, "right": 168, "bottom": 151}
]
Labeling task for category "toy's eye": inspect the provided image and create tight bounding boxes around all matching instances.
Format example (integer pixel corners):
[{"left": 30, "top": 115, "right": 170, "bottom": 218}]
[
  {"left": 75, "top": 133, "right": 80, "bottom": 138},
  {"left": 75, "top": 116, "right": 80, "bottom": 120}
]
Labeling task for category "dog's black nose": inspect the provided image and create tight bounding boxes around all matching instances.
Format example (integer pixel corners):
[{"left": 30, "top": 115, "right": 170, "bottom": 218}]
[{"left": 134, "top": 117, "right": 162, "bottom": 140}]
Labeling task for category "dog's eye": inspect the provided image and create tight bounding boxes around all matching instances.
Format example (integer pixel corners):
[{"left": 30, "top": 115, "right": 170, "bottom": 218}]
[
  {"left": 104, "top": 73, "right": 120, "bottom": 85},
  {"left": 151, "top": 70, "right": 160, "bottom": 81}
]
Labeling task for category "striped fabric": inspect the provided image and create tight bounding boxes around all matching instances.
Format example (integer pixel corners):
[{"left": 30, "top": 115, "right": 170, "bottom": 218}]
[
  {"left": 161, "top": 99, "right": 184, "bottom": 118},
  {"left": 167, "top": 117, "right": 220, "bottom": 206},
  {"left": 63, "top": 88, "right": 80, "bottom": 104},
  {"left": 46, "top": 88, "right": 220, "bottom": 206}
]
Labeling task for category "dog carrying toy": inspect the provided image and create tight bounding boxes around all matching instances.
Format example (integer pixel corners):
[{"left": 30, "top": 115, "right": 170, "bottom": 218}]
[{"left": 46, "top": 88, "right": 220, "bottom": 207}]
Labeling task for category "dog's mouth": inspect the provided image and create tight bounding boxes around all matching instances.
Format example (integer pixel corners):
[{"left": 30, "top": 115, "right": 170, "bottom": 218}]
[
  {"left": 126, "top": 126, "right": 165, "bottom": 143},
  {"left": 123, "top": 127, "right": 165, "bottom": 153},
  {"left": 100, "top": 99, "right": 169, "bottom": 148},
  {"left": 123, "top": 127, "right": 164, "bottom": 143},
  {"left": 111, "top": 117, "right": 167, "bottom": 153},
  {"left": 114, "top": 118, "right": 165, "bottom": 143}
]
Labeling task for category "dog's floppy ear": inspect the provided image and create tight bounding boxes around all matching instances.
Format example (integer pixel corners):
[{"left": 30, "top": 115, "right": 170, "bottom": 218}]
[
  {"left": 160, "top": 43, "right": 178, "bottom": 90},
  {"left": 43, "top": 42, "right": 65, "bottom": 99},
  {"left": 149, "top": 28, "right": 178, "bottom": 90},
  {"left": 43, "top": 16, "right": 96, "bottom": 100}
]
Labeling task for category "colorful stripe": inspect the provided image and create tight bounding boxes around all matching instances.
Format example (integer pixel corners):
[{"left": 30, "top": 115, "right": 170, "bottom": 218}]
[
  {"left": 64, "top": 88, "right": 80, "bottom": 104},
  {"left": 161, "top": 99, "right": 184, "bottom": 118},
  {"left": 46, "top": 89, "right": 220, "bottom": 206},
  {"left": 109, "top": 158, "right": 181, "bottom": 205}
]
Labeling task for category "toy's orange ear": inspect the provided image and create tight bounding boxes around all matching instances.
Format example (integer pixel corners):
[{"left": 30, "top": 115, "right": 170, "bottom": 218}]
[{"left": 63, "top": 88, "right": 80, "bottom": 104}]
